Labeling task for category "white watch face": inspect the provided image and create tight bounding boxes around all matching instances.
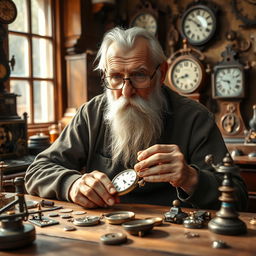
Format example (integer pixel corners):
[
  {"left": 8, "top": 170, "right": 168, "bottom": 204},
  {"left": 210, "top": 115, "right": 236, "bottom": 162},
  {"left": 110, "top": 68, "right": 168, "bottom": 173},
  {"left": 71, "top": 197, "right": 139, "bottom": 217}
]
[
  {"left": 112, "top": 169, "right": 138, "bottom": 195},
  {"left": 132, "top": 13, "right": 157, "bottom": 35},
  {"left": 215, "top": 67, "right": 243, "bottom": 97},
  {"left": 171, "top": 58, "right": 202, "bottom": 93},
  {"left": 183, "top": 7, "right": 215, "bottom": 45}
]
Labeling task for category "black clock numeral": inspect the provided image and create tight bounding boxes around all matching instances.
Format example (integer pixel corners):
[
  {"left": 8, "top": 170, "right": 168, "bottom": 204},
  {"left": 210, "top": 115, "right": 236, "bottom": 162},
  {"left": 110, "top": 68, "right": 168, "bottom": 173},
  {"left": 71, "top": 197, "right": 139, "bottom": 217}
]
[{"left": 184, "top": 61, "right": 189, "bottom": 67}]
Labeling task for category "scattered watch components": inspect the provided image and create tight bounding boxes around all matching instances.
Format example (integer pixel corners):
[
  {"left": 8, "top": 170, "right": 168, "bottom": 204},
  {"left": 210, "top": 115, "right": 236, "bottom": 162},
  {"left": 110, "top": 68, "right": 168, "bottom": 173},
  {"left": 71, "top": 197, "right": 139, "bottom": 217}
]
[
  {"left": 122, "top": 219, "right": 155, "bottom": 237},
  {"left": 100, "top": 232, "right": 127, "bottom": 245},
  {"left": 145, "top": 217, "right": 163, "bottom": 226},
  {"left": 40, "top": 199, "right": 55, "bottom": 207},
  {"left": 194, "top": 210, "right": 211, "bottom": 222},
  {"left": 48, "top": 213, "right": 59, "bottom": 218},
  {"left": 183, "top": 212, "right": 204, "bottom": 229},
  {"left": 29, "top": 216, "right": 59, "bottom": 227},
  {"left": 63, "top": 226, "right": 77, "bottom": 232},
  {"left": 212, "top": 240, "right": 230, "bottom": 249},
  {"left": 25, "top": 200, "right": 39, "bottom": 209},
  {"left": 184, "top": 231, "right": 200, "bottom": 239},
  {"left": 73, "top": 211, "right": 87, "bottom": 215},
  {"left": 61, "top": 214, "right": 72, "bottom": 219},
  {"left": 59, "top": 208, "right": 73, "bottom": 213},
  {"left": 164, "top": 200, "right": 188, "bottom": 224},
  {"left": 73, "top": 216, "right": 101, "bottom": 227},
  {"left": 104, "top": 211, "right": 135, "bottom": 225}
]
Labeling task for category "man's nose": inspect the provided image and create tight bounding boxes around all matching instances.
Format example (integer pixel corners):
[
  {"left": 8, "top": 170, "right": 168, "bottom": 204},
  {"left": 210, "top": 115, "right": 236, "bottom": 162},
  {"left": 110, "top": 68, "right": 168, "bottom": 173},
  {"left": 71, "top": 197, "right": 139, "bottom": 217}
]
[{"left": 122, "top": 79, "right": 135, "bottom": 98}]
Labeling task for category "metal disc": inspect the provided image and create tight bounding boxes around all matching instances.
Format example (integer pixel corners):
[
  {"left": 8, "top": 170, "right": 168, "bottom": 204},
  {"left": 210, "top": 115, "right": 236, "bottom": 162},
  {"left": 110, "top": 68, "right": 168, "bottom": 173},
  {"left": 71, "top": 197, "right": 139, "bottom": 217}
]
[
  {"left": 73, "top": 216, "right": 101, "bottom": 226},
  {"left": 100, "top": 232, "right": 127, "bottom": 245},
  {"left": 59, "top": 208, "right": 73, "bottom": 213}
]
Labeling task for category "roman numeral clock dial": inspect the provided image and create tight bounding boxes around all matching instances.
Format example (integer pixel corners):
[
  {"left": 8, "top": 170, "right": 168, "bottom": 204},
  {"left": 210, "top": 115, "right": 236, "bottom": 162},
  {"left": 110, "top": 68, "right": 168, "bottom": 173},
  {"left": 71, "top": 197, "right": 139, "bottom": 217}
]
[
  {"left": 212, "top": 45, "right": 247, "bottom": 142},
  {"left": 112, "top": 169, "right": 139, "bottom": 196},
  {"left": 180, "top": 2, "right": 218, "bottom": 47}
]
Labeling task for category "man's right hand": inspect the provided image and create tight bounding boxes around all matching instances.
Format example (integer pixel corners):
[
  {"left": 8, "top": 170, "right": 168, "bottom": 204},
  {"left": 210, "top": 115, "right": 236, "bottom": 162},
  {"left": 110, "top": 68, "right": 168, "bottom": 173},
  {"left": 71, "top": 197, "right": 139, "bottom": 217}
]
[{"left": 69, "top": 170, "right": 118, "bottom": 208}]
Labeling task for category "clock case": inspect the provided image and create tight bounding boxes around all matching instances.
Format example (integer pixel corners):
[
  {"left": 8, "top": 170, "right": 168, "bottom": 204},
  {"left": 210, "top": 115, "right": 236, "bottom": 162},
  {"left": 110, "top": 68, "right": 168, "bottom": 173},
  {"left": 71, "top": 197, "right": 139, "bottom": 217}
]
[
  {"left": 0, "top": 8, "right": 31, "bottom": 173},
  {"left": 129, "top": 1, "right": 158, "bottom": 36},
  {"left": 212, "top": 45, "right": 245, "bottom": 99},
  {"left": 167, "top": 39, "right": 206, "bottom": 102},
  {"left": 211, "top": 45, "right": 247, "bottom": 143},
  {"left": 179, "top": 0, "right": 218, "bottom": 48}
]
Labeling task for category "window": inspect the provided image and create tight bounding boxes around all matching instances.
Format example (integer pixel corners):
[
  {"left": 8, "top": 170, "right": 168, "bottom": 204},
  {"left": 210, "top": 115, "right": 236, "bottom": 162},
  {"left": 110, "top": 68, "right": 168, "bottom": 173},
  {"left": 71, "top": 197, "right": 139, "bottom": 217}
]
[{"left": 8, "top": 0, "right": 55, "bottom": 126}]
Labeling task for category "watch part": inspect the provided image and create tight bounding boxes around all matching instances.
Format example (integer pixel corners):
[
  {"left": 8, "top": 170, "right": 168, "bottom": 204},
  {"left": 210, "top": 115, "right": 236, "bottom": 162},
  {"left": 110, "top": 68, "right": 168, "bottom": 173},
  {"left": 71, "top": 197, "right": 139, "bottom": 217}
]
[
  {"left": 122, "top": 219, "right": 155, "bottom": 237},
  {"left": 100, "top": 232, "right": 127, "bottom": 245},
  {"left": 73, "top": 216, "right": 101, "bottom": 226},
  {"left": 104, "top": 211, "right": 135, "bottom": 225}
]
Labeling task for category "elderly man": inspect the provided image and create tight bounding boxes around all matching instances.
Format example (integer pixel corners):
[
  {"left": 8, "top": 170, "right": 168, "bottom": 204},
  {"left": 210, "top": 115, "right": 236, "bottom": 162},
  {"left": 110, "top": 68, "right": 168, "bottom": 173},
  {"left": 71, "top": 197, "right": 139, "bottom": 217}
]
[{"left": 25, "top": 27, "right": 247, "bottom": 210}]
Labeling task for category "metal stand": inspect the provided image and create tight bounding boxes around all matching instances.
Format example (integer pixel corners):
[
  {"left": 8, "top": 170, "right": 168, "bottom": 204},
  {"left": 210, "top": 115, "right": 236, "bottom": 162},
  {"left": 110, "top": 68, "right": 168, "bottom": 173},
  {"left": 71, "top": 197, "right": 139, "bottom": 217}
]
[{"left": 205, "top": 153, "right": 247, "bottom": 235}]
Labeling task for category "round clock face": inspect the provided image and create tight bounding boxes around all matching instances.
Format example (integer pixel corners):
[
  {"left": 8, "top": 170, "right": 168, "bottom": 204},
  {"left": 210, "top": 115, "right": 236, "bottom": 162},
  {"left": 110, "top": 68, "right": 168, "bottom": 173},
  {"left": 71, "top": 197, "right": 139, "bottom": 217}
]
[
  {"left": 112, "top": 169, "right": 139, "bottom": 196},
  {"left": 0, "top": 0, "right": 17, "bottom": 24},
  {"left": 169, "top": 57, "right": 203, "bottom": 94},
  {"left": 181, "top": 5, "right": 216, "bottom": 46},
  {"left": 215, "top": 67, "right": 244, "bottom": 98},
  {"left": 131, "top": 13, "right": 157, "bottom": 35}
]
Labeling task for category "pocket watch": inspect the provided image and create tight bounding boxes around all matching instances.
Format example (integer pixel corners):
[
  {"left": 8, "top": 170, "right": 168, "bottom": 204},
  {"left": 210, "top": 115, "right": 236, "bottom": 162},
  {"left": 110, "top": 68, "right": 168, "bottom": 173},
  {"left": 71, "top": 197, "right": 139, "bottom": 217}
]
[
  {"left": 167, "top": 39, "right": 206, "bottom": 100},
  {"left": 179, "top": 2, "right": 218, "bottom": 46},
  {"left": 0, "top": 0, "right": 17, "bottom": 24},
  {"left": 129, "top": 0, "right": 158, "bottom": 36},
  {"left": 112, "top": 169, "right": 140, "bottom": 196}
]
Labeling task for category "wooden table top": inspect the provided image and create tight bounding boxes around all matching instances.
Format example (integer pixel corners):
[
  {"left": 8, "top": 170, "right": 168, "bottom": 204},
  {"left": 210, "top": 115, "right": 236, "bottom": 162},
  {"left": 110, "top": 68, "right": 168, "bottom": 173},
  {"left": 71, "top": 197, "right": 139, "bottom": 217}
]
[{"left": 1, "top": 194, "right": 256, "bottom": 256}]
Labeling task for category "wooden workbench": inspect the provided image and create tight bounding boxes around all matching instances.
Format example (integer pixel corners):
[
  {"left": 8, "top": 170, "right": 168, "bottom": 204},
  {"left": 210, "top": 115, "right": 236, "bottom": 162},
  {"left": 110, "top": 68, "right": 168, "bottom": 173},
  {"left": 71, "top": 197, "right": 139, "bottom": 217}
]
[{"left": 1, "top": 195, "right": 256, "bottom": 256}]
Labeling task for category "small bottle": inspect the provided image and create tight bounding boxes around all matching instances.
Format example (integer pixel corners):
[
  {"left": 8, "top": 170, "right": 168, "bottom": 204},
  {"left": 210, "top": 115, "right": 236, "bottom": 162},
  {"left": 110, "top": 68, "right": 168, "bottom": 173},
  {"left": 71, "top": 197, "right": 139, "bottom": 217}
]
[{"left": 48, "top": 124, "right": 60, "bottom": 143}]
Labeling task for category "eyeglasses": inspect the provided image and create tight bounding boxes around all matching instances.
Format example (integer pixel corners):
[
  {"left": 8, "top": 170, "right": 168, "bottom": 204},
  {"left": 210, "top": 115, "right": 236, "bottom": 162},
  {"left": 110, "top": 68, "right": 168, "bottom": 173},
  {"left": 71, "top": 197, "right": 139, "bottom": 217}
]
[{"left": 103, "top": 64, "right": 160, "bottom": 90}]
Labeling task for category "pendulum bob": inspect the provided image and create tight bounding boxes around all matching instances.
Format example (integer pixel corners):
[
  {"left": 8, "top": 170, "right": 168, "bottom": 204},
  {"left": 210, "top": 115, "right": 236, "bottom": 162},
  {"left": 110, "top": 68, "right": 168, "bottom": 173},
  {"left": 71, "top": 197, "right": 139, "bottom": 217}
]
[{"left": 0, "top": 217, "right": 36, "bottom": 250}]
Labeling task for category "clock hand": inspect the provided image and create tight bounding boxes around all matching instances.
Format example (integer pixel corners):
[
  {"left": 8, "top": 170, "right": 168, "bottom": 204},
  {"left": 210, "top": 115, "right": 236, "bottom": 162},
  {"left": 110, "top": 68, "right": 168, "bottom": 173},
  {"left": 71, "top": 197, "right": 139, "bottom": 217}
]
[{"left": 177, "top": 73, "right": 189, "bottom": 81}]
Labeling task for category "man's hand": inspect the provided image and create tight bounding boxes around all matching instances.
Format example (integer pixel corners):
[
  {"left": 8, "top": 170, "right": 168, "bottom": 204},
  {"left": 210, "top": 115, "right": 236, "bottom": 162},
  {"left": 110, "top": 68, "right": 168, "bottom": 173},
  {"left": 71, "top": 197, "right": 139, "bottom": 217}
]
[
  {"left": 134, "top": 144, "right": 198, "bottom": 194},
  {"left": 69, "top": 170, "right": 118, "bottom": 208}
]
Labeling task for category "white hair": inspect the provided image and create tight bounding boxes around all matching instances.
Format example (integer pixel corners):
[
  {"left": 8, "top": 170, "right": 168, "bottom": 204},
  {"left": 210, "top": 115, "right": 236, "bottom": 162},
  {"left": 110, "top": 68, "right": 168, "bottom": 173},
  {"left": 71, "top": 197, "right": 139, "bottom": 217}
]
[
  {"left": 95, "top": 27, "right": 167, "bottom": 71},
  {"left": 104, "top": 72, "right": 168, "bottom": 168}
]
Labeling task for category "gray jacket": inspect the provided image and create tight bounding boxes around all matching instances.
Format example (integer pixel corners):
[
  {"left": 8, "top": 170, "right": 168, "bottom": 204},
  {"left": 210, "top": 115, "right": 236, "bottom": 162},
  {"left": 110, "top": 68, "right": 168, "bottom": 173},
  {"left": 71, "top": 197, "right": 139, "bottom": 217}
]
[{"left": 25, "top": 86, "right": 248, "bottom": 210}]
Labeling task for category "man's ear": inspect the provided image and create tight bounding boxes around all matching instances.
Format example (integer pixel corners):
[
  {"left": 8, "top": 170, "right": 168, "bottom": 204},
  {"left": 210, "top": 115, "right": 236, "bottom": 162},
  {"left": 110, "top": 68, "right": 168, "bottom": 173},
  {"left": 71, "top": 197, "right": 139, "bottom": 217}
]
[{"left": 160, "top": 61, "right": 168, "bottom": 83}]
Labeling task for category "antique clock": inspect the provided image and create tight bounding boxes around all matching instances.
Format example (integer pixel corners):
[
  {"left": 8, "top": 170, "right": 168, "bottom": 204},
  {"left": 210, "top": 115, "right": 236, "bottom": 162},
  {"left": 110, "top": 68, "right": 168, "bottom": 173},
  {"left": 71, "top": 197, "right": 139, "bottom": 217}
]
[
  {"left": 0, "top": 0, "right": 17, "bottom": 24},
  {"left": 231, "top": 0, "right": 256, "bottom": 28},
  {"left": 0, "top": 0, "right": 29, "bottom": 160},
  {"left": 212, "top": 45, "right": 247, "bottom": 143},
  {"left": 167, "top": 39, "right": 206, "bottom": 102},
  {"left": 179, "top": 0, "right": 218, "bottom": 47},
  {"left": 129, "top": 0, "right": 158, "bottom": 36}
]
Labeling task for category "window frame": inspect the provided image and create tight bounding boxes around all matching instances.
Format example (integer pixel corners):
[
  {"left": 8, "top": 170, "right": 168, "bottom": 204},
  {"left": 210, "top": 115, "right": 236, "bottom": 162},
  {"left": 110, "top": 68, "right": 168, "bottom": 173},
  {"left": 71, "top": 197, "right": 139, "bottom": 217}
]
[{"left": 7, "top": 0, "right": 65, "bottom": 136}]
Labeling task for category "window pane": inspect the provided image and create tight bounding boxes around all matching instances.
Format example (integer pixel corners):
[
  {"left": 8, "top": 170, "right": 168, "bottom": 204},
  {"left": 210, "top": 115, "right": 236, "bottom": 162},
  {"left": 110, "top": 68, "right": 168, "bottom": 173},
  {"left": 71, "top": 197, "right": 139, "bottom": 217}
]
[
  {"left": 10, "top": 80, "right": 31, "bottom": 123},
  {"left": 9, "top": 0, "right": 29, "bottom": 32},
  {"left": 9, "top": 34, "right": 29, "bottom": 77},
  {"left": 31, "top": 0, "right": 52, "bottom": 36},
  {"left": 32, "top": 38, "right": 53, "bottom": 78},
  {"left": 33, "top": 81, "right": 54, "bottom": 123}
]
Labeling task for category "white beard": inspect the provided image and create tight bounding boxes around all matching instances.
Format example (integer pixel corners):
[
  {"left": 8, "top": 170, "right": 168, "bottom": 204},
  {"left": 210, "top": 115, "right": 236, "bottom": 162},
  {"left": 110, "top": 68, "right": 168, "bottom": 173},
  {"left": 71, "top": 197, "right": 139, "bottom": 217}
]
[{"left": 104, "top": 85, "right": 167, "bottom": 168}]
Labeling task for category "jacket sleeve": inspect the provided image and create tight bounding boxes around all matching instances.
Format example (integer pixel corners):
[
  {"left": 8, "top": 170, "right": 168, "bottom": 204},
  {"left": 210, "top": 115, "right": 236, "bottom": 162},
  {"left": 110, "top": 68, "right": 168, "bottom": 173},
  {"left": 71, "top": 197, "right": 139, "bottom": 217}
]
[
  {"left": 177, "top": 111, "right": 248, "bottom": 211},
  {"left": 25, "top": 105, "right": 90, "bottom": 201}
]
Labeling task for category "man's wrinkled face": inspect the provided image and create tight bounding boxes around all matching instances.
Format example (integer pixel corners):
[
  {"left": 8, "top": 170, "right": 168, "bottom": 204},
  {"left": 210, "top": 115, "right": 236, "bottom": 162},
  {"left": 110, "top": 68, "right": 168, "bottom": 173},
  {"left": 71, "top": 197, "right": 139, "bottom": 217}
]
[{"left": 105, "top": 37, "right": 158, "bottom": 100}]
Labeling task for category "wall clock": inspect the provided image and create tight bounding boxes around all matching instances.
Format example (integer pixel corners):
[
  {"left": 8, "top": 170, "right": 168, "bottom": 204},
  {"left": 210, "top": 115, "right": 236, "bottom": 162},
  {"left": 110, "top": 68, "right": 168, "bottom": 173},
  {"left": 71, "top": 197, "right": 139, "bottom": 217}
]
[
  {"left": 129, "top": 0, "right": 158, "bottom": 36},
  {"left": 0, "top": 0, "right": 17, "bottom": 24},
  {"left": 231, "top": 0, "right": 256, "bottom": 28},
  {"left": 167, "top": 39, "right": 206, "bottom": 102},
  {"left": 212, "top": 45, "right": 247, "bottom": 142},
  {"left": 179, "top": 1, "right": 218, "bottom": 47}
]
